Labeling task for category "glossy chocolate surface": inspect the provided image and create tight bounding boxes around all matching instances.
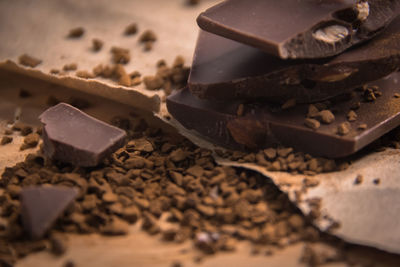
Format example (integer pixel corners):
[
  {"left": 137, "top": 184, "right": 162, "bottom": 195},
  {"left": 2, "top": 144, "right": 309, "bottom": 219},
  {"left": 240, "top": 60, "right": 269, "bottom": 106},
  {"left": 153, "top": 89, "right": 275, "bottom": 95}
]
[
  {"left": 197, "top": 0, "right": 400, "bottom": 59},
  {"left": 189, "top": 16, "right": 400, "bottom": 103},
  {"left": 169, "top": 72, "right": 400, "bottom": 158}
]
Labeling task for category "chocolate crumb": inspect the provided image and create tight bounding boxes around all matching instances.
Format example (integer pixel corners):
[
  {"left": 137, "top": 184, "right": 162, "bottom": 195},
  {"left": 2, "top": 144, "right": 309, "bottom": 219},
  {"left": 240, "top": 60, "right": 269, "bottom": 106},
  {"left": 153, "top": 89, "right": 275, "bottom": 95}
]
[
  {"left": 92, "top": 38, "right": 103, "bottom": 51},
  {"left": 186, "top": 0, "right": 200, "bottom": 5},
  {"left": 1, "top": 136, "right": 13, "bottom": 145},
  {"left": 50, "top": 235, "right": 67, "bottom": 256},
  {"left": 124, "top": 23, "right": 138, "bottom": 35},
  {"left": 144, "top": 76, "right": 164, "bottom": 90},
  {"left": 18, "top": 54, "right": 42, "bottom": 68},
  {"left": 50, "top": 69, "right": 60, "bottom": 75},
  {"left": 357, "top": 123, "right": 367, "bottom": 130},
  {"left": 63, "top": 260, "right": 75, "bottom": 267},
  {"left": 354, "top": 174, "right": 363, "bottom": 185},
  {"left": 67, "top": 27, "right": 85, "bottom": 38},
  {"left": 171, "top": 261, "right": 182, "bottom": 267},
  {"left": 63, "top": 63, "right": 78, "bottom": 71},
  {"left": 139, "top": 30, "right": 157, "bottom": 43},
  {"left": 111, "top": 47, "right": 130, "bottom": 64},
  {"left": 304, "top": 118, "right": 320, "bottom": 130},
  {"left": 20, "top": 133, "right": 40, "bottom": 150},
  {"left": 347, "top": 110, "right": 358, "bottom": 122},
  {"left": 236, "top": 104, "right": 244, "bottom": 116},
  {"left": 337, "top": 122, "right": 351, "bottom": 136},
  {"left": 373, "top": 178, "right": 381, "bottom": 185},
  {"left": 315, "top": 110, "right": 335, "bottom": 124},
  {"left": 115, "top": 64, "right": 131, "bottom": 87},
  {"left": 76, "top": 70, "right": 95, "bottom": 79}
]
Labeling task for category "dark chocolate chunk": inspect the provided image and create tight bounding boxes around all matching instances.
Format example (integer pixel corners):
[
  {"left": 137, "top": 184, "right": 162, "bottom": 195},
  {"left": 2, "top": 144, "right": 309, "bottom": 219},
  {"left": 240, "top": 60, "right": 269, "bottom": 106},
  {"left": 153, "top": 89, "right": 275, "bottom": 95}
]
[
  {"left": 168, "top": 72, "right": 400, "bottom": 158},
  {"left": 189, "top": 16, "right": 400, "bottom": 103},
  {"left": 39, "top": 103, "right": 127, "bottom": 167},
  {"left": 20, "top": 186, "right": 78, "bottom": 239},
  {"left": 197, "top": 0, "right": 400, "bottom": 59}
]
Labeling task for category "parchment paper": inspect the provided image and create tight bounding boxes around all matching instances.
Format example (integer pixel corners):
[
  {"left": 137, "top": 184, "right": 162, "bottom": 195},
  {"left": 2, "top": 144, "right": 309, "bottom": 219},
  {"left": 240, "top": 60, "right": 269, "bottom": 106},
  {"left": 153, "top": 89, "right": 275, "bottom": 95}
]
[{"left": 1, "top": 0, "right": 400, "bottom": 260}]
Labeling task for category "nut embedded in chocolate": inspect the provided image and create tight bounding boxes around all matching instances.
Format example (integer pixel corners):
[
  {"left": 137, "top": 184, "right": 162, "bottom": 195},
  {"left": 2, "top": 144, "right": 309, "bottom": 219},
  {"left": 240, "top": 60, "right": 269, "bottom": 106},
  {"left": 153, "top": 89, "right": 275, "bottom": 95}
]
[{"left": 197, "top": 0, "right": 400, "bottom": 59}]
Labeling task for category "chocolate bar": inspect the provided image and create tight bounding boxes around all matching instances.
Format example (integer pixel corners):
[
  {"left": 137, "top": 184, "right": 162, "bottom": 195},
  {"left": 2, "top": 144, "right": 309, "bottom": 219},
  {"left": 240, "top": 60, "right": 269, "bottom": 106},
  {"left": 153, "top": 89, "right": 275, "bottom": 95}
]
[
  {"left": 168, "top": 72, "right": 400, "bottom": 158},
  {"left": 40, "top": 103, "right": 127, "bottom": 167},
  {"left": 197, "top": 0, "right": 400, "bottom": 59},
  {"left": 189, "top": 17, "right": 400, "bottom": 103},
  {"left": 20, "top": 186, "right": 77, "bottom": 239}
]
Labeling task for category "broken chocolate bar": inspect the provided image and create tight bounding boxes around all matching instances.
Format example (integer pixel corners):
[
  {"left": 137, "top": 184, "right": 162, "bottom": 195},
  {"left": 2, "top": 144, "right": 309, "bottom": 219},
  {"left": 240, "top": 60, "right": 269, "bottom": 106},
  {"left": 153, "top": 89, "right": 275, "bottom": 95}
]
[
  {"left": 189, "top": 17, "right": 400, "bottom": 103},
  {"left": 168, "top": 72, "right": 400, "bottom": 158},
  {"left": 197, "top": 0, "right": 400, "bottom": 59},
  {"left": 39, "top": 103, "right": 127, "bottom": 167},
  {"left": 20, "top": 186, "right": 78, "bottom": 239}
]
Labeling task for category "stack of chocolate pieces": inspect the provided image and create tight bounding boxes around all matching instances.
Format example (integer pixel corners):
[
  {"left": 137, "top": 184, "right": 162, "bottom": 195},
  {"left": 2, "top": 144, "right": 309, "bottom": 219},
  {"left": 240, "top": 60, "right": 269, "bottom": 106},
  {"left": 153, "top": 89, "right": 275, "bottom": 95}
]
[{"left": 167, "top": 0, "right": 400, "bottom": 158}]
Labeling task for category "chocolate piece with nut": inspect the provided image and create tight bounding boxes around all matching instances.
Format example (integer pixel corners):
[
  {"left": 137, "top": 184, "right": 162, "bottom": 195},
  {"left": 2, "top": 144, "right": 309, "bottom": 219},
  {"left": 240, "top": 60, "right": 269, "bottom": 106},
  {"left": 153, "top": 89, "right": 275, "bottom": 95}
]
[
  {"left": 189, "top": 16, "right": 400, "bottom": 103},
  {"left": 197, "top": 0, "right": 400, "bottom": 59}
]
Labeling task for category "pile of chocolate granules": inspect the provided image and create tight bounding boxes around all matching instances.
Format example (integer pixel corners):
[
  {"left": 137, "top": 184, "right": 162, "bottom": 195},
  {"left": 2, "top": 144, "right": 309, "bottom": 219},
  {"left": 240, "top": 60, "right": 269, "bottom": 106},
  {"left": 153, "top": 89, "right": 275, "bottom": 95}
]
[{"left": 0, "top": 110, "right": 354, "bottom": 267}]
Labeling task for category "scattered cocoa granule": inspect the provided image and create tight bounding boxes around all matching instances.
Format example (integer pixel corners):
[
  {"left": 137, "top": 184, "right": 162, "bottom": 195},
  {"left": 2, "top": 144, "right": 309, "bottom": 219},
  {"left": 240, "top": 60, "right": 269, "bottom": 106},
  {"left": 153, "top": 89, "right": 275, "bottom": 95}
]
[
  {"left": 50, "top": 234, "right": 67, "bottom": 256},
  {"left": 1, "top": 136, "right": 13, "bottom": 145},
  {"left": 373, "top": 178, "right": 381, "bottom": 185},
  {"left": 111, "top": 47, "right": 130, "bottom": 64},
  {"left": 20, "top": 133, "right": 40, "bottom": 150},
  {"left": 304, "top": 118, "right": 320, "bottom": 130},
  {"left": 12, "top": 122, "right": 32, "bottom": 136},
  {"left": 347, "top": 110, "right": 357, "bottom": 122},
  {"left": 315, "top": 110, "right": 335, "bottom": 124},
  {"left": 67, "top": 27, "right": 85, "bottom": 38},
  {"left": 18, "top": 54, "right": 42, "bottom": 68},
  {"left": 63, "top": 63, "right": 78, "bottom": 71},
  {"left": 171, "top": 261, "right": 182, "bottom": 267},
  {"left": 357, "top": 123, "right": 367, "bottom": 131},
  {"left": 143, "top": 75, "right": 164, "bottom": 90},
  {"left": 363, "top": 85, "right": 381, "bottom": 102},
  {"left": 124, "top": 23, "right": 138, "bottom": 35},
  {"left": 394, "top": 93, "right": 400, "bottom": 98},
  {"left": 354, "top": 174, "right": 363, "bottom": 185},
  {"left": 144, "top": 41, "right": 154, "bottom": 51},
  {"left": 92, "top": 38, "right": 104, "bottom": 52},
  {"left": 139, "top": 30, "right": 157, "bottom": 51},
  {"left": 281, "top": 98, "right": 296, "bottom": 110},
  {"left": 63, "top": 260, "right": 75, "bottom": 267},
  {"left": 139, "top": 30, "right": 157, "bottom": 42},
  {"left": 307, "top": 104, "right": 319, "bottom": 118},
  {"left": 237, "top": 104, "right": 245, "bottom": 116},
  {"left": 115, "top": 64, "right": 131, "bottom": 87},
  {"left": 50, "top": 69, "right": 60, "bottom": 74},
  {"left": 186, "top": 0, "right": 200, "bottom": 5},
  {"left": 19, "top": 89, "right": 32, "bottom": 98},
  {"left": 337, "top": 122, "right": 351, "bottom": 136},
  {"left": 76, "top": 70, "right": 95, "bottom": 79}
]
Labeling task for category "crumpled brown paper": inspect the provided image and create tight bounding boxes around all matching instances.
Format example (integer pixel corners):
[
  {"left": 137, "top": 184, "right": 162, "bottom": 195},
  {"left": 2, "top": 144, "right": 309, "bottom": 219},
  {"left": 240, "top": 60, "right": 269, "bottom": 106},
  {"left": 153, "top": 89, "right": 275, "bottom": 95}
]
[{"left": 1, "top": 0, "right": 400, "bottom": 256}]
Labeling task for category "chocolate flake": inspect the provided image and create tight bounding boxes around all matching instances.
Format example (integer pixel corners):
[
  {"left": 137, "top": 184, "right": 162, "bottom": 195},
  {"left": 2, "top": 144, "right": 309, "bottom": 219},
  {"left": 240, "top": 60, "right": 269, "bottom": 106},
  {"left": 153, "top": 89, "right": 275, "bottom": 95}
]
[
  {"left": 20, "top": 186, "right": 78, "bottom": 239},
  {"left": 18, "top": 54, "right": 42, "bottom": 68}
]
